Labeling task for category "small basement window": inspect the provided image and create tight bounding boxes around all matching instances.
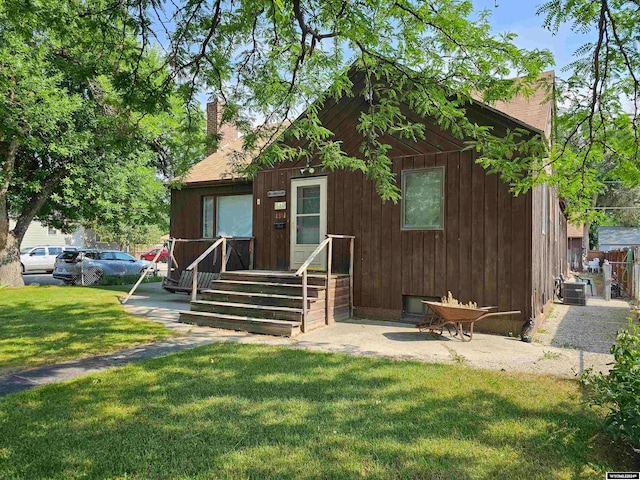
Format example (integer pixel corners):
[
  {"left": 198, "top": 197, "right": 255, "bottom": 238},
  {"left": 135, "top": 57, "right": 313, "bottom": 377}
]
[
  {"left": 401, "top": 167, "right": 444, "bottom": 230},
  {"left": 403, "top": 295, "right": 441, "bottom": 317}
]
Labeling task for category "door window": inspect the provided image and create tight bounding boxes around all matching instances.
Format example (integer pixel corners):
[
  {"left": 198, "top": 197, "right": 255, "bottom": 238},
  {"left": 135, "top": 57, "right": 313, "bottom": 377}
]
[
  {"left": 31, "top": 248, "right": 46, "bottom": 256},
  {"left": 296, "top": 186, "right": 321, "bottom": 244},
  {"left": 115, "top": 252, "right": 135, "bottom": 261}
]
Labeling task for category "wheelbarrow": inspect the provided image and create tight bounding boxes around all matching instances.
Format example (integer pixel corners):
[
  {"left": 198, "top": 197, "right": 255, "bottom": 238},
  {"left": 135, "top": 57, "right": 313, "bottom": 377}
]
[{"left": 417, "top": 301, "right": 521, "bottom": 342}]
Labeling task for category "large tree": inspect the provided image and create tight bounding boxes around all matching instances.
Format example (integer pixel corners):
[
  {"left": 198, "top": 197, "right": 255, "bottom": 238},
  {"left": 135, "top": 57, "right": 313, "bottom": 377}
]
[
  {"left": 0, "top": 0, "right": 203, "bottom": 286},
  {"left": 3, "top": 0, "right": 636, "bottom": 285},
  {"left": 122, "top": 0, "right": 637, "bottom": 210}
]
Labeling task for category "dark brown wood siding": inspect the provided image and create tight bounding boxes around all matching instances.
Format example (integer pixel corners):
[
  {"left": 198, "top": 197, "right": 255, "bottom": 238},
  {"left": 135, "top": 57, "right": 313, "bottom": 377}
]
[
  {"left": 530, "top": 184, "right": 567, "bottom": 325},
  {"left": 170, "top": 182, "right": 253, "bottom": 275},
  {"left": 253, "top": 150, "right": 533, "bottom": 334}
]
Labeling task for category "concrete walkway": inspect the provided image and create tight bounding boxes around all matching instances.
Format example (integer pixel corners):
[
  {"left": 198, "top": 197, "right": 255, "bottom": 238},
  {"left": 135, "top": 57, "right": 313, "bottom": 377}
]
[
  {"left": 534, "top": 295, "right": 632, "bottom": 371},
  {"left": 0, "top": 283, "right": 631, "bottom": 396},
  {"left": 122, "top": 283, "right": 632, "bottom": 377}
]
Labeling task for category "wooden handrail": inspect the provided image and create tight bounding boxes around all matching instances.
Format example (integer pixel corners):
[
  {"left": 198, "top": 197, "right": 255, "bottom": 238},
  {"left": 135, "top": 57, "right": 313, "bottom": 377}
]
[
  {"left": 294, "top": 234, "right": 355, "bottom": 333},
  {"left": 186, "top": 237, "right": 225, "bottom": 271},
  {"left": 326, "top": 234, "right": 356, "bottom": 239},
  {"left": 294, "top": 237, "right": 332, "bottom": 277},
  {"left": 185, "top": 236, "right": 254, "bottom": 301}
]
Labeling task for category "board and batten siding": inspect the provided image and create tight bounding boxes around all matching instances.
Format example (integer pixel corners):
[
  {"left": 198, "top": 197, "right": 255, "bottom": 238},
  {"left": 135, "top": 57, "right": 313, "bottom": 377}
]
[
  {"left": 531, "top": 183, "right": 567, "bottom": 320},
  {"left": 253, "top": 150, "right": 534, "bottom": 334}
]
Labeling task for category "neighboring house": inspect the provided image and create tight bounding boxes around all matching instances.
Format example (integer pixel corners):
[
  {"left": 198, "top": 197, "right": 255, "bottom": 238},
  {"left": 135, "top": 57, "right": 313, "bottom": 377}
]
[
  {"left": 9, "top": 219, "right": 83, "bottom": 249},
  {"left": 170, "top": 71, "right": 566, "bottom": 335},
  {"left": 567, "top": 223, "right": 585, "bottom": 271},
  {"left": 9, "top": 219, "right": 120, "bottom": 250},
  {"left": 598, "top": 226, "right": 640, "bottom": 251}
]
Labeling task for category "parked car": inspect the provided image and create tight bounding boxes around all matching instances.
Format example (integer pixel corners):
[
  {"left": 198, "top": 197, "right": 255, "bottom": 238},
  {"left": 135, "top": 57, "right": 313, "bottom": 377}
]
[
  {"left": 140, "top": 247, "right": 169, "bottom": 263},
  {"left": 53, "top": 250, "right": 151, "bottom": 285},
  {"left": 20, "top": 245, "right": 77, "bottom": 273}
]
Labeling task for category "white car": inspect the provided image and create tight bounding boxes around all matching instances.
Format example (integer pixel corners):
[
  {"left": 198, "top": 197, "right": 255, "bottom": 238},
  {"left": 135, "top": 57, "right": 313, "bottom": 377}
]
[{"left": 20, "top": 245, "right": 77, "bottom": 274}]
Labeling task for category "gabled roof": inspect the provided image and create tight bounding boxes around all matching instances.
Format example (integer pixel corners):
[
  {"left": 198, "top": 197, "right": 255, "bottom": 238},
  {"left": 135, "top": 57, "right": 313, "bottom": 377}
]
[
  {"left": 179, "top": 71, "right": 555, "bottom": 186},
  {"left": 179, "top": 136, "right": 250, "bottom": 185}
]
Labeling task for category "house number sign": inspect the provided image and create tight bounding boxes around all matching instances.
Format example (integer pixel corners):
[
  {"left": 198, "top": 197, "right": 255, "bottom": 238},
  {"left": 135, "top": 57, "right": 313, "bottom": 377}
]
[{"left": 267, "top": 190, "right": 286, "bottom": 198}]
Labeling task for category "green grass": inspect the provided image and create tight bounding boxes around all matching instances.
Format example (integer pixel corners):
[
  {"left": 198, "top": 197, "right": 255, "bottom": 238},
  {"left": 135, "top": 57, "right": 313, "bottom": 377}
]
[
  {"left": 0, "top": 344, "right": 632, "bottom": 479},
  {"left": 0, "top": 286, "right": 175, "bottom": 375}
]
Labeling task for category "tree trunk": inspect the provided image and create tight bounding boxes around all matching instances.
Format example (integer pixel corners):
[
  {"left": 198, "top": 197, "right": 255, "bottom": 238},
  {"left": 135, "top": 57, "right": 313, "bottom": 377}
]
[
  {"left": 0, "top": 231, "right": 23, "bottom": 287},
  {"left": 0, "top": 138, "right": 23, "bottom": 287}
]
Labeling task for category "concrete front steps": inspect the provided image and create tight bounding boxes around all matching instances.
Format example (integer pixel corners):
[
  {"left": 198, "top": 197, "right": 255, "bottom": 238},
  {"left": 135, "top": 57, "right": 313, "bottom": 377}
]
[{"left": 178, "top": 270, "right": 351, "bottom": 337}]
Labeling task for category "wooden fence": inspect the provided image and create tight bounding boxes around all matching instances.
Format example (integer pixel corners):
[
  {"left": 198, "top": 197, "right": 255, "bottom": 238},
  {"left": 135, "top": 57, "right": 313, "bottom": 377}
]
[{"left": 604, "top": 248, "right": 638, "bottom": 298}]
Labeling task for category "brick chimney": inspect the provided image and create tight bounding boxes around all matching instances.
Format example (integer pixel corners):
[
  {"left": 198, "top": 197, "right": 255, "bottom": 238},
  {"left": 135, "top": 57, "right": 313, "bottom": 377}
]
[{"left": 206, "top": 99, "right": 239, "bottom": 156}]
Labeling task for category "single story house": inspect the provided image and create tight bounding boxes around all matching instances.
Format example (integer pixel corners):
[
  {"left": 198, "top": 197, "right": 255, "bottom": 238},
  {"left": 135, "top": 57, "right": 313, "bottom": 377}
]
[{"left": 170, "top": 71, "right": 567, "bottom": 335}]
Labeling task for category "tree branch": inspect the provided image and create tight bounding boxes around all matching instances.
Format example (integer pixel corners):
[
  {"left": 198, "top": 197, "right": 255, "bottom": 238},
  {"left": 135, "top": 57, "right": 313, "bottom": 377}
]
[{"left": 13, "top": 167, "right": 67, "bottom": 242}]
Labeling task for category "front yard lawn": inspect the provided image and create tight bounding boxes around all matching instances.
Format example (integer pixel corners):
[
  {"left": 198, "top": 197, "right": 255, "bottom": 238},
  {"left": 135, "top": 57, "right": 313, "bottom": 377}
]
[
  {"left": 0, "top": 343, "right": 632, "bottom": 479},
  {"left": 0, "top": 286, "right": 175, "bottom": 375}
]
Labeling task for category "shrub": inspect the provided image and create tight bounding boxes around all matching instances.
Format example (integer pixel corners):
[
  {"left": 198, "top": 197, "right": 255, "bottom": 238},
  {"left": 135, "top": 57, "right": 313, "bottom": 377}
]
[{"left": 582, "top": 320, "right": 640, "bottom": 451}]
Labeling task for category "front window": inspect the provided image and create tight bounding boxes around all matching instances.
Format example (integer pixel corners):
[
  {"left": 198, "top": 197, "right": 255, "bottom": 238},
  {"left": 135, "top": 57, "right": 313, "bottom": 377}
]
[
  {"left": 31, "top": 248, "right": 46, "bottom": 256},
  {"left": 202, "top": 194, "right": 253, "bottom": 238},
  {"left": 216, "top": 195, "right": 253, "bottom": 237},
  {"left": 115, "top": 252, "right": 135, "bottom": 261},
  {"left": 401, "top": 167, "right": 444, "bottom": 230}
]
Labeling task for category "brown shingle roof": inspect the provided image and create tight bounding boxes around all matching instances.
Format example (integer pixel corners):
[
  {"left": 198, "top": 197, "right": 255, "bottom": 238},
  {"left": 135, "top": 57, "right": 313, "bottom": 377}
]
[{"left": 179, "top": 136, "right": 252, "bottom": 185}]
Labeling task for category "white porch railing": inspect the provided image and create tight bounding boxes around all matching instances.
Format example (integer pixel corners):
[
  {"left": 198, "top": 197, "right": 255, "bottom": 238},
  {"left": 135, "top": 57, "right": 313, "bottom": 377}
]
[{"left": 294, "top": 234, "right": 355, "bottom": 332}]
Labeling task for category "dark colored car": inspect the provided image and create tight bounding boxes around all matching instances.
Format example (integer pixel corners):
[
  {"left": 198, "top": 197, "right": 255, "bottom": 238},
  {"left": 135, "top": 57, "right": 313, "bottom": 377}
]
[
  {"left": 53, "top": 250, "right": 151, "bottom": 285},
  {"left": 140, "top": 247, "right": 169, "bottom": 263}
]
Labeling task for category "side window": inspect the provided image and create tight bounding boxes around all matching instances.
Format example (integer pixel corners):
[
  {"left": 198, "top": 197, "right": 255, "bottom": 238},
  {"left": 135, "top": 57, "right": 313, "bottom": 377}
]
[
  {"left": 401, "top": 167, "right": 445, "bottom": 230},
  {"left": 542, "top": 183, "right": 548, "bottom": 235},
  {"left": 32, "top": 248, "right": 46, "bottom": 256},
  {"left": 115, "top": 252, "right": 135, "bottom": 261},
  {"left": 101, "top": 252, "right": 116, "bottom": 260},
  {"left": 202, "top": 196, "right": 215, "bottom": 238},
  {"left": 48, "top": 247, "right": 62, "bottom": 255}
]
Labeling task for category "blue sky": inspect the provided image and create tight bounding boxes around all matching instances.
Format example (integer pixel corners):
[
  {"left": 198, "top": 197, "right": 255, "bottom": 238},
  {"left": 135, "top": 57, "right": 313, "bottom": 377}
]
[{"left": 472, "top": 0, "right": 592, "bottom": 76}]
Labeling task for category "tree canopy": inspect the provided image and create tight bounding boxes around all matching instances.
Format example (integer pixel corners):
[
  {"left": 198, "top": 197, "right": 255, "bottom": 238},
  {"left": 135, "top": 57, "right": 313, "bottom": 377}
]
[
  {"left": 120, "top": 0, "right": 637, "bottom": 216},
  {"left": 0, "top": 0, "right": 203, "bottom": 286},
  {"left": 1, "top": 0, "right": 638, "bottom": 286}
]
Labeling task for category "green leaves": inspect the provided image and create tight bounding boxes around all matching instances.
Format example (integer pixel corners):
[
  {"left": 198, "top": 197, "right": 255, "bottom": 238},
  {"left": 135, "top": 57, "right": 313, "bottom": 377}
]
[
  {"left": 582, "top": 320, "right": 640, "bottom": 450},
  {"left": 0, "top": 0, "right": 204, "bottom": 253}
]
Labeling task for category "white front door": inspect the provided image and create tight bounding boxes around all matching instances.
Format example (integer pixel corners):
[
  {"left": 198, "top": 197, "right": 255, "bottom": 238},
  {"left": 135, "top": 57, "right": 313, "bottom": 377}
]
[{"left": 290, "top": 176, "right": 327, "bottom": 270}]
